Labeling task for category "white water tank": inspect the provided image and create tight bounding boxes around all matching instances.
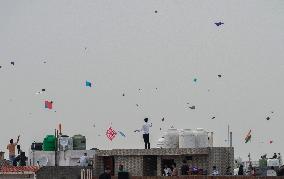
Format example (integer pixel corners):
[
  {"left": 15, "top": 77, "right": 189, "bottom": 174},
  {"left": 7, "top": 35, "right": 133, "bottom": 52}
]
[
  {"left": 157, "top": 137, "right": 165, "bottom": 148},
  {"left": 59, "top": 135, "right": 73, "bottom": 151},
  {"left": 195, "top": 128, "right": 209, "bottom": 148},
  {"left": 163, "top": 129, "right": 179, "bottom": 148},
  {"left": 179, "top": 129, "right": 196, "bottom": 148}
]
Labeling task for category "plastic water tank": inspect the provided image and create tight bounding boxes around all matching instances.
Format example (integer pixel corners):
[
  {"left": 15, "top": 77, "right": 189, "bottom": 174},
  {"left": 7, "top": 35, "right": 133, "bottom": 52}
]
[
  {"left": 59, "top": 135, "right": 73, "bottom": 151},
  {"left": 163, "top": 129, "right": 179, "bottom": 148},
  {"left": 195, "top": 128, "right": 209, "bottom": 148},
  {"left": 179, "top": 129, "right": 196, "bottom": 148},
  {"left": 43, "top": 135, "right": 56, "bottom": 151},
  {"left": 72, "top": 134, "right": 86, "bottom": 150},
  {"left": 157, "top": 137, "right": 165, "bottom": 148}
]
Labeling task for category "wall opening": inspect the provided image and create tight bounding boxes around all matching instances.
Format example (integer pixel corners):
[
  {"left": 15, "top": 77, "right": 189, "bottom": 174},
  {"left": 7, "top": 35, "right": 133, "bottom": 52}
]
[
  {"left": 143, "top": 155, "right": 157, "bottom": 176},
  {"left": 103, "top": 156, "right": 115, "bottom": 176}
]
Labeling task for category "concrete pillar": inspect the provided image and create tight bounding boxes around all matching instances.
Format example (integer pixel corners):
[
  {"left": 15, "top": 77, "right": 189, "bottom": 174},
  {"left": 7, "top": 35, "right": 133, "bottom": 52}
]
[{"left": 157, "top": 156, "right": 162, "bottom": 176}]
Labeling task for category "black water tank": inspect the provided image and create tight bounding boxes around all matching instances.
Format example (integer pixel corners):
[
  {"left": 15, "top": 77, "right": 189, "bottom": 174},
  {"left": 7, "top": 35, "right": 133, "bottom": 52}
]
[{"left": 31, "top": 142, "right": 43, "bottom": 151}]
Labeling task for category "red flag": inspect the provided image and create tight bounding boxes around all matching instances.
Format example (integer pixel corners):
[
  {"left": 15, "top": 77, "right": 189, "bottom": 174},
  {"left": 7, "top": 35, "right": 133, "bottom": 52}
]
[{"left": 45, "top": 101, "right": 53, "bottom": 109}]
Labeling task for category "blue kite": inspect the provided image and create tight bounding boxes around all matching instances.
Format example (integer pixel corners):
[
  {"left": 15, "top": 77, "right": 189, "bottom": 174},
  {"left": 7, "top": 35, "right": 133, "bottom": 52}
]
[
  {"left": 85, "top": 81, "right": 92, "bottom": 87},
  {"left": 118, "top": 131, "right": 126, "bottom": 137}
]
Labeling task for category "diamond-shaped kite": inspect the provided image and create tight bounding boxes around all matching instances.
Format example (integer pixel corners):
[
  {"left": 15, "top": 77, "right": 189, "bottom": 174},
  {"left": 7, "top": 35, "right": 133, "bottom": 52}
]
[{"left": 106, "top": 127, "right": 117, "bottom": 141}]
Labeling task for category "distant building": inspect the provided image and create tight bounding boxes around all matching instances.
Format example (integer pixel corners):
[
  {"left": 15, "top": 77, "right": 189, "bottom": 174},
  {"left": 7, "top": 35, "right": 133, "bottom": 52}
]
[{"left": 93, "top": 147, "right": 234, "bottom": 176}]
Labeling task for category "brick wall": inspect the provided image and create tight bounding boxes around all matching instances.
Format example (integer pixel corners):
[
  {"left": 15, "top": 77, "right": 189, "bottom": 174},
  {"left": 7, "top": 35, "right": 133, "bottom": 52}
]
[
  {"left": 208, "top": 147, "right": 234, "bottom": 175},
  {"left": 92, "top": 176, "right": 284, "bottom": 179},
  {"left": 0, "top": 174, "right": 34, "bottom": 179},
  {"left": 93, "top": 156, "right": 104, "bottom": 176},
  {"left": 115, "top": 156, "right": 143, "bottom": 176},
  {"left": 94, "top": 148, "right": 234, "bottom": 176},
  {"left": 36, "top": 166, "right": 92, "bottom": 179}
]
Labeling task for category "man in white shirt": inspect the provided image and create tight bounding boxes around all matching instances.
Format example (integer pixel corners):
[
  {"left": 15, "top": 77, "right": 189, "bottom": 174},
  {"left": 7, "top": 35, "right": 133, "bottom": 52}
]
[
  {"left": 79, "top": 153, "right": 88, "bottom": 167},
  {"left": 138, "top": 118, "right": 152, "bottom": 149}
]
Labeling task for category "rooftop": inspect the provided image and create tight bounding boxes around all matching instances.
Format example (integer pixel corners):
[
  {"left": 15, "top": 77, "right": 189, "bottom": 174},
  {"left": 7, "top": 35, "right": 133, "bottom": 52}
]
[
  {"left": 0, "top": 166, "right": 39, "bottom": 174},
  {"left": 95, "top": 147, "right": 232, "bottom": 156}
]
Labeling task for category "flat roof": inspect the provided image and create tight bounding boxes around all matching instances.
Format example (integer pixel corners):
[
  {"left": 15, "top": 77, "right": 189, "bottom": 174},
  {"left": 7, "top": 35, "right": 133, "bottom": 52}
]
[{"left": 96, "top": 148, "right": 210, "bottom": 156}]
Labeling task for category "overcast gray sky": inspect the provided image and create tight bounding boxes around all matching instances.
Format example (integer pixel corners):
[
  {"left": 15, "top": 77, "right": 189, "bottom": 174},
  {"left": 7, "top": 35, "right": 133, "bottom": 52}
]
[{"left": 1, "top": 0, "right": 284, "bottom": 161}]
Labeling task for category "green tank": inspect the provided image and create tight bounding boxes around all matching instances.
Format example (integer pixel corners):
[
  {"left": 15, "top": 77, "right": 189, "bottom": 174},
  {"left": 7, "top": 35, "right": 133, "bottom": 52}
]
[
  {"left": 43, "top": 135, "right": 56, "bottom": 151},
  {"left": 72, "top": 134, "right": 86, "bottom": 150}
]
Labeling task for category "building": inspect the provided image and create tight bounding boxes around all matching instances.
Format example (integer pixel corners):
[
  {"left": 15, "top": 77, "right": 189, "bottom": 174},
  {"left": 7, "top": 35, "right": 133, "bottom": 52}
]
[
  {"left": 29, "top": 150, "right": 96, "bottom": 166},
  {"left": 0, "top": 166, "right": 39, "bottom": 179},
  {"left": 94, "top": 147, "right": 234, "bottom": 176}
]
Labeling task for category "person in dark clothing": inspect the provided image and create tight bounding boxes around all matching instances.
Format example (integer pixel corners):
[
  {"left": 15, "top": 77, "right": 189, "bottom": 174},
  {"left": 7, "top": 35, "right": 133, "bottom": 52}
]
[
  {"left": 13, "top": 152, "right": 27, "bottom": 166},
  {"left": 181, "top": 159, "right": 189, "bottom": 175},
  {"left": 99, "top": 167, "right": 111, "bottom": 179},
  {"left": 136, "top": 118, "right": 152, "bottom": 149},
  {"left": 225, "top": 166, "right": 232, "bottom": 175},
  {"left": 238, "top": 165, "right": 244, "bottom": 175}
]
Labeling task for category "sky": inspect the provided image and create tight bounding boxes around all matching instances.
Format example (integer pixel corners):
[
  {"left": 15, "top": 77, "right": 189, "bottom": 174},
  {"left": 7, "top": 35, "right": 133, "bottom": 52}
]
[{"left": 0, "top": 0, "right": 284, "bottom": 161}]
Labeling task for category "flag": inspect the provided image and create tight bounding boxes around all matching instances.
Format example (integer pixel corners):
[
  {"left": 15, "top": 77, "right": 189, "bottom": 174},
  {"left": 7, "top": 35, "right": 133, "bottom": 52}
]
[
  {"left": 45, "top": 101, "right": 53, "bottom": 109},
  {"left": 85, "top": 81, "right": 92, "bottom": 87},
  {"left": 245, "top": 130, "right": 252, "bottom": 143},
  {"left": 106, "top": 127, "right": 117, "bottom": 141}
]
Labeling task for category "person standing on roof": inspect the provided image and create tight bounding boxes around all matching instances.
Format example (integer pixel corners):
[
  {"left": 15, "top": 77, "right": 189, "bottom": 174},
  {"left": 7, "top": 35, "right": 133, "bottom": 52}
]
[
  {"left": 7, "top": 135, "right": 20, "bottom": 162},
  {"left": 78, "top": 153, "right": 89, "bottom": 167},
  {"left": 136, "top": 118, "right": 152, "bottom": 149}
]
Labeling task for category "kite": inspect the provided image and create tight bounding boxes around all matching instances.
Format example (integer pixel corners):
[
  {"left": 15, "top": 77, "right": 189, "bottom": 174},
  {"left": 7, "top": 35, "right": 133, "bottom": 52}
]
[
  {"left": 266, "top": 117, "right": 270, "bottom": 120},
  {"left": 106, "top": 127, "right": 117, "bottom": 141},
  {"left": 155, "top": 10, "right": 158, "bottom": 13},
  {"left": 269, "top": 140, "right": 273, "bottom": 144},
  {"left": 85, "top": 81, "right": 92, "bottom": 87},
  {"left": 11, "top": 62, "right": 15, "bottom": 65},
  {"left": 161, "top": 118, "right": 165, "bottom": 122},
  {"left": 189, "top": 105, "right": 196, "bottom": 110},
  {"left": 193, "top": 78, "right": 197, "bottom": 82},
  {"left": 118, "top": 131, "right": 126, "bottom": 137},
  {"left": 211, "top": 116, "right": 216, "bottom": 119},
  {"left": 122, "top": 93, "right": 125, "bottom": 96},
  {"left": 45, "top": 101, "right": 53, "bottom": 109},
  {"left": 245, "top": 130, "right": 252, "bottom": 143},
  {"left": 215, "top": 22, "right": 224, "bottom": 26},
  {"left": 218, "top": 75, "right": 222, "bottom": 78},
  {"left": 36, "top": 89, "right": 46, "bottom": 95}
]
